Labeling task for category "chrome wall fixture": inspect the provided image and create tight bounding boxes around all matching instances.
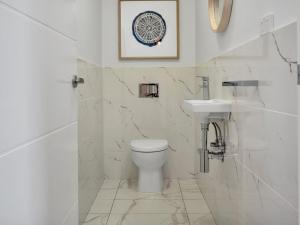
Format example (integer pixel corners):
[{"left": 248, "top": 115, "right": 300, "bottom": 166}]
[
  {"left": 222, "top": 80, "right": 259, "bottom": 87},
  {"left": 72, "top": 75, "right": 85, "bottom": 88}
]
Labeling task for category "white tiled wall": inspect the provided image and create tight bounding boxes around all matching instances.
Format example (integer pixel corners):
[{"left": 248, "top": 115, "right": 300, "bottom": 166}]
[
  {"left": 298, "top": 88, "right": 300, "bottom": 219},
  {"left": 196, "top": 23, "right": 298, "bottom": 225},
  {"left": 0, "top": 0, "right": 76, "bottom": 38},
  {"left": 0, "top": 124, "right": 78, "bottom": 225},
  {"left": 0, "top": 1, "right": 78, "bottom": 225},
  {"left": 298, "top": 7, "right": 300, "bottom": 225},
  {"left": 77, "top": 59, "right": 104, "bottom": 223}
]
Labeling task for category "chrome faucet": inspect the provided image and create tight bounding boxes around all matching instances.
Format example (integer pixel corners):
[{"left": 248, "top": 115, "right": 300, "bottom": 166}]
[{"left": 198, "top": 76, "right": 210, "bottom": 100}]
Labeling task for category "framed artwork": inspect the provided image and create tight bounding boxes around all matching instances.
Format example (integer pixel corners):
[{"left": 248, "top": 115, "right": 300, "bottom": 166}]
[{"left": 118, "top": 0, "right": 179, "bottom": 60}]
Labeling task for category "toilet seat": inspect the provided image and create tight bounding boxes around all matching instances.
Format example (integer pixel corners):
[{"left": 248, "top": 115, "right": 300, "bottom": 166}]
[{"left": 131, "top": 139, "right": 168, "bottom": 153}]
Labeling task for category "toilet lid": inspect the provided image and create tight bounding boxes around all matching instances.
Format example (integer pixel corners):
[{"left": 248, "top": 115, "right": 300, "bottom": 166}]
[{"left": 131, "top": 139, "right": 168, "bottom": 153}]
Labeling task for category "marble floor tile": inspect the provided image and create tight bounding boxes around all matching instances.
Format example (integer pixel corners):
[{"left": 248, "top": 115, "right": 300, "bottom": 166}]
[
  {"left": 82, "top": 214, "right": 109, "bottom": 225},
  {"left": 188, "top": 214, "right": 216, "bottom": 225},
  {"left": 86, "top": 179, "right": 214, "bottom": 225},
  {"left": 179, "top": 179, "right": 200, "bottom": 190},
  {"left": 116, "top": 179, "right": 182, "bottom": 200},
  {"left": 111, "top": 199, "right": 186, "bottom": 214},
  {"left": 101, "top": 179, "right": 120, "bottom": 189},
  {"left": 89, "top": 199, "right": 114, "bottom": 214},
  {"left": 182, "top": 189, "right": 205, "bottom": 200},
  {"left": 184, "top": 200, "right": 211, "bottom": 214},
  {"left": 95, "top": 189, "right": 117, "bottom": 200},
  {"left": 107, "top": 213, "right": 190, "bottom": 225}
]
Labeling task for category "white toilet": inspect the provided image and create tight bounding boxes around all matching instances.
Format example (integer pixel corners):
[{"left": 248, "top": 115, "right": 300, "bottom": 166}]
[{"left": 131, "top": 139, "right": 168, "bottom": 193}]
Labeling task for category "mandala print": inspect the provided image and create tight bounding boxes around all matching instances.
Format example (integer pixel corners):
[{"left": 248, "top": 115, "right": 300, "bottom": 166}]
[{"left": 132, "top": 11, "right": 166, "bottom": 47}]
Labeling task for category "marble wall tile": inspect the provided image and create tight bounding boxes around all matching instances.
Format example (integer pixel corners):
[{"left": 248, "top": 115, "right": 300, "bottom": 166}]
[
  {"left": 78, "top": 59, "right": 104, "bottom": 223},
  {"left": 197, "top": 156, "right": 298, "bottom": 225},
  {"left": 103, "top": 67, "right": 197, "bottom": 179},
  {"left": 236, "top": 108, "right": 297, "bottom": 207},
  {"left": 197, "top": 24, "right": 297, "bottom": 115},
  {"left": 196, "top": 23, "right": 298, "bottom": 225}
]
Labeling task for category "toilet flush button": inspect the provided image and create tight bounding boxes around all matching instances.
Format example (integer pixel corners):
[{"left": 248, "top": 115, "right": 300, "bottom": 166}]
[{"left": 139, "top": 83, "right": 159, "bottom": 98}]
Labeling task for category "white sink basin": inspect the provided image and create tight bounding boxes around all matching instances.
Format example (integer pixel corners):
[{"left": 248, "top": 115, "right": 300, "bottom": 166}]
[
  {"left": 183, "top": 99, "right": 232, "bottom": 122},
  {"left": 183, "top": 99, "right": 232, "bottom": 112}
]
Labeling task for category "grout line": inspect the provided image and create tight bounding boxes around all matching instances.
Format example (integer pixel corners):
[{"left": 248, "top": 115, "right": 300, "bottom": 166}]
[
  {"left": 60, "top": 200, "right": 78, "bottom": 225},
  {"left": 235, "top": 103, "right": 298, "bottom": 118},
  {"left": 79, "top": 96, "right": 102, "bottom": 103},
  {"left": 105, "top": 179, "right": 121, "bottom": 225},
  {"left": 234, "top": 157, "right": 298, "bottom": 212},
  {"left": 194, "top": 180, "right": 218, "bottom": 225},
  {"left": 0, "top": 121, "right": 77, "bottom": 159},
  {"left": 199, "top": 21, "right": 297, "bottom": 63},
  {"left": 0, "top": 1, "right": 77, "bottom": 42},
  {"left": 178, "top": 179, "right": 192, "bottom": 225}
]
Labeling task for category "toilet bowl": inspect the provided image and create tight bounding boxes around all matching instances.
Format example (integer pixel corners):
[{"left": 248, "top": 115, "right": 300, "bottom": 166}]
[{"left": 131, "top": 139, "right": 168, "bottom": 193}]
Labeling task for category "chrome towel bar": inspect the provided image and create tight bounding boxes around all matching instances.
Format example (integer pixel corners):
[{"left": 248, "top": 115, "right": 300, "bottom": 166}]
[{"left": 222, "top": 80, "right": 258, "bottom": 87}]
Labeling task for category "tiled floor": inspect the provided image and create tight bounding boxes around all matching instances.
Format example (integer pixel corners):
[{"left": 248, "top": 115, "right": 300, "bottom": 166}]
[{"left": 83, "top": 179, "right": 216, "bottom": 225}]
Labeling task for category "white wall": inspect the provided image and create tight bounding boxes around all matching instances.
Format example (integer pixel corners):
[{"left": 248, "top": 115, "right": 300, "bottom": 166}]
[
  {"left": 101, "top": 0, "right": 196, "bottom": 67},
  {"left": 297, "top": 1, "right": 300, "bottom": 224},
  {"left": 76, "top": 0, "right": 103, "bottom": 66},
  {"left": 195, "top": 0, "right": 297, "bottom": 63},
  {"left": 0, "top": 1, "right": 78, "bottom": 225}
]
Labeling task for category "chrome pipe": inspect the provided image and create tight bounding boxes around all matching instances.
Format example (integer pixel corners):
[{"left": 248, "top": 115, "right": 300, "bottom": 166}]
[{"left": 200, "top": 123, "right": 209, "bottom": 173}]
